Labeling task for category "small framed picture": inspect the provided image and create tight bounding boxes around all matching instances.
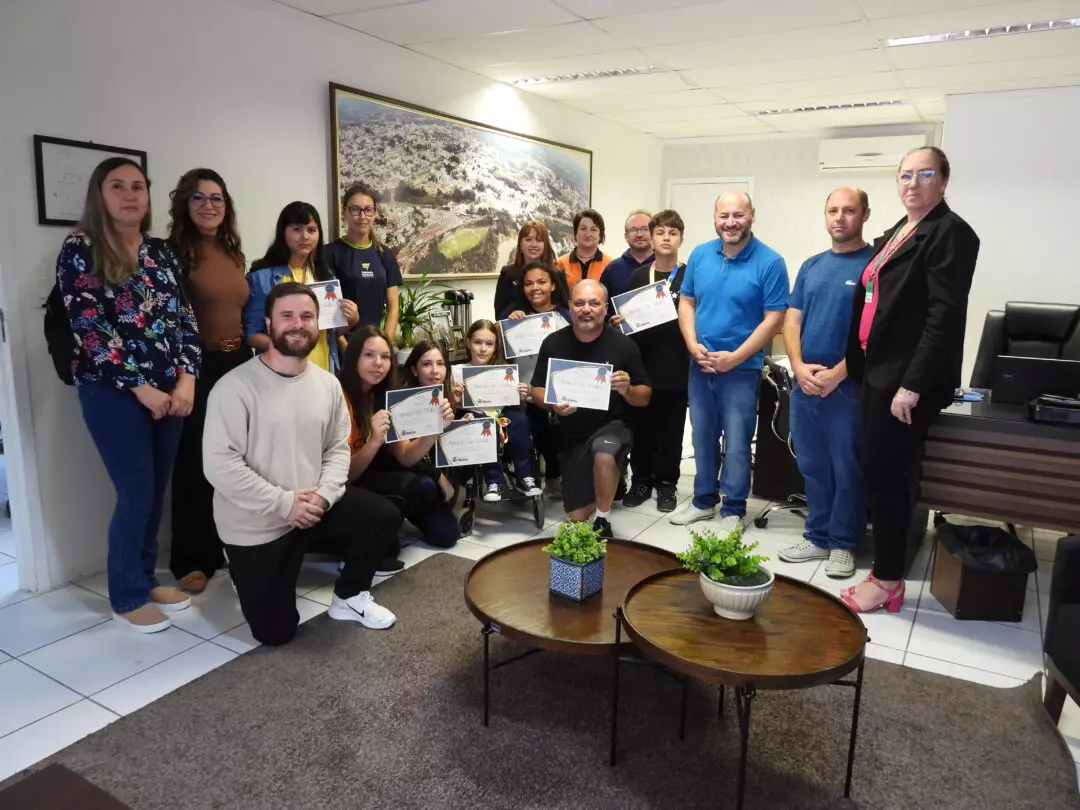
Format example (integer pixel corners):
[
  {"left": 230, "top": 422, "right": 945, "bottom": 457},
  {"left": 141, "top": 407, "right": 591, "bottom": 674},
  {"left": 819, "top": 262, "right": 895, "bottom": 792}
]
[{"left": 33, "top": 135, "right": 148, "bottom": 226}]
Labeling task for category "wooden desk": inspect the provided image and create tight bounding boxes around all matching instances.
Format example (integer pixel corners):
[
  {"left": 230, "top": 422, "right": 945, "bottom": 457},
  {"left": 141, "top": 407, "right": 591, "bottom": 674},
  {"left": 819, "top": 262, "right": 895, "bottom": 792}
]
[{"left": 919, "top": 398, "right": 1080, "bottom": 533}]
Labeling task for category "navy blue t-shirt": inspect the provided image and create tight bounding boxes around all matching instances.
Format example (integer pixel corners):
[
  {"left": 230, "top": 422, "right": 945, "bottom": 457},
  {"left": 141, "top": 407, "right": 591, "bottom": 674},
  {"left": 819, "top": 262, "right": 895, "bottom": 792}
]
[
  {"left": 325, "top": 239, "right": 403, "bottom": 328},
  {"left": 790, "top": 246, "right": 875, "bottom": 367}
]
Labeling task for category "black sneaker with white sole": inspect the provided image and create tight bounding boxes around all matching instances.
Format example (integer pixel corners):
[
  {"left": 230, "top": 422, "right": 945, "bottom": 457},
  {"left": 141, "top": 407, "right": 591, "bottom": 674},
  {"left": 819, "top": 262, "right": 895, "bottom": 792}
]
[
  {"left": 375, "top": 558, "right": 405, "bottom": 577},
  {"left": 592, "top": 516, "right": 614, "bottom": 539}
]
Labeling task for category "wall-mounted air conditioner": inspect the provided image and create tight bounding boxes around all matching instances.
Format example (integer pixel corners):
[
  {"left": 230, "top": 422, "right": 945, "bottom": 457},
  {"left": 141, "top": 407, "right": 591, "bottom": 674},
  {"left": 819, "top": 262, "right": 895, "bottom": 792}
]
[{"left": 817, "top": 134, "right": 929, "bottom": 172}]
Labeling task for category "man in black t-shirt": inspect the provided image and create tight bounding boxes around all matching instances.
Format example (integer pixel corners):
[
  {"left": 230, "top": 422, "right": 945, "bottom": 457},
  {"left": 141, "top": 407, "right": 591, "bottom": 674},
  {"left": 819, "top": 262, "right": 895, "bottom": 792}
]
[{"left": 530, "top": 279, "right": 651, "bottom": 538}]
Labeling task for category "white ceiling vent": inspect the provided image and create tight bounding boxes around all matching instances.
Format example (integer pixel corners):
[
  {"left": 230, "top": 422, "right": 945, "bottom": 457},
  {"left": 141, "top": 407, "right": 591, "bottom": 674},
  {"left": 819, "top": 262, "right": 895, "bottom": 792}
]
[{"left": 817, "top": 135, "right": 929, "bottom": 172}]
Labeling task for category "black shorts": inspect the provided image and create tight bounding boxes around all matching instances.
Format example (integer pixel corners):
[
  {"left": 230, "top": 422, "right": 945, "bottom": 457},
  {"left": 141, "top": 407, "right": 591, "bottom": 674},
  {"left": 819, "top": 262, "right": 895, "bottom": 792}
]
[{"left": 559, "top": 421, "right": 633, "bottom": 512}]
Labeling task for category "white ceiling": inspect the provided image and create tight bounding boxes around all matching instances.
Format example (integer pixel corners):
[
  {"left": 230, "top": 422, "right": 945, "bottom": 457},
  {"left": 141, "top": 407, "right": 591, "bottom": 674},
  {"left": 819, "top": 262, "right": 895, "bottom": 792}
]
[{"left": 280, "top": 0, "right": 1080, "bottom": 139}]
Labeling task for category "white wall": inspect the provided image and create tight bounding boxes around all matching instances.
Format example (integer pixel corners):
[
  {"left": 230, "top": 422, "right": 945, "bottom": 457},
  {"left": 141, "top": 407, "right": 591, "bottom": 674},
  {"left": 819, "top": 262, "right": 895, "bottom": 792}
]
[
  {"left": 0, "top": 0, "right": 661, "bottom": 586},
  {"left": 661, "top": 134, "right": 923, "bottom": 279},
  {"left": 943, "top": 86, "right": 1080, "bottom": 381}
]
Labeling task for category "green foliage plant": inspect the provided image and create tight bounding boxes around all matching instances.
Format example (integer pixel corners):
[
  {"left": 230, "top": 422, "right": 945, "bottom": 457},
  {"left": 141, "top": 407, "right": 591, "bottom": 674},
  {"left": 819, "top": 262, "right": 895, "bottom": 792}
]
[
  {"left": 393, "top": 271, "right": 446, "bottom": 348},
  {"left": 676, "top": 522, "right": 770, "bottom": 587},
  {"left": 542, "top": 520, "right": 608, "bottom": 565}
]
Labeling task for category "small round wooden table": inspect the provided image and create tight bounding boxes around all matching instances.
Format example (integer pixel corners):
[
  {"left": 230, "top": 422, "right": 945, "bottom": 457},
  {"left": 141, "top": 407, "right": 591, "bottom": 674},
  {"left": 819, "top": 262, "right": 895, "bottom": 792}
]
[
  {"left": 464, "top": 538, "right": 678, "bottom": 725},
  {"left": 616, "top": 570, "right": 868, "bottom": 810}
]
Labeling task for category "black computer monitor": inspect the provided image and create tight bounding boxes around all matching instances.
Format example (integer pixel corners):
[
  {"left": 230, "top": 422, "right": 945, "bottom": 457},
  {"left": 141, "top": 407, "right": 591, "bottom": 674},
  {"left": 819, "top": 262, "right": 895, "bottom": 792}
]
[{"left": 991, "top": 355, "right": 1080, "bottom": 404}]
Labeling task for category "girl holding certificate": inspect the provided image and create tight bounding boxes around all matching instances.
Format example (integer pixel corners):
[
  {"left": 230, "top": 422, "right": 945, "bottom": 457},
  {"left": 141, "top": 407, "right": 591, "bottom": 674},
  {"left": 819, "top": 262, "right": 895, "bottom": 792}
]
[
  {"left": 504, "top": 262, "right": 571, "bottom": 497},
  {"left": 400, "top": 341, "right": 458, "bottom": 504},
  {"left": 340, "top": 328, "right": 459, "bottom": 550},
  {"left": 244, "top": 201, "right": 358, "bottom": 373},
  {"left": 451, "top": 320, "right": 542, "bottom": 502}
]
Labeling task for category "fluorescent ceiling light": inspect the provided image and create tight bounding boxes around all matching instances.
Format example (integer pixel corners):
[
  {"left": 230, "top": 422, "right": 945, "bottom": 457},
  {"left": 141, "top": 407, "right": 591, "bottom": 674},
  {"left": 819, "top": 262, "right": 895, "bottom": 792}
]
[
  {"left": 755, "top": 99, "right": 906, "bottom": 116},
  {"left": 510, "top": 65, "right": 666, "bottom": 86},
  {"left": 888, "top": 18, "right": 1080, "bottom": 47}
]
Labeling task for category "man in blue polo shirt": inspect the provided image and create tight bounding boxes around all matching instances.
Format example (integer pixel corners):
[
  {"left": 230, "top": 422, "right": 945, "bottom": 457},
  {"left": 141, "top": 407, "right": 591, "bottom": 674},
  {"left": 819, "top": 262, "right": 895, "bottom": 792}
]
[
  {"left": 673, "top": 190, "right": 789, "bottom": 531},
  {"left": 599, "top": 209, "right": 654, "bottom": 299},
  {"left": 779, "top": 187, "right": 875, "bottom": 579}
]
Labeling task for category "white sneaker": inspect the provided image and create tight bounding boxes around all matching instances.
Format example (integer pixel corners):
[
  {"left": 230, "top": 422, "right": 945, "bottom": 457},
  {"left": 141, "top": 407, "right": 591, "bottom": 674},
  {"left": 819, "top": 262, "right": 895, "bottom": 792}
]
[
  {"left": 483, "top": 483, "right": 502, "bottom": 502},
  {"left": 825, "top": 549, "right": 856, "bottom": 579},
  {"left": 521, "top": 477, "right": 543, "bottom": 497},
  {"left": 328, "top": 591, "right": 396, "bottom": 629},
  {"left": 716, "top": 515, "right": 744, "bottom": 536},
  {"left": 779, "top": 540, "right": 830, "bottom": 564},
  {"left": 669, "top": 503, "right": 716, "bottom": 525}
]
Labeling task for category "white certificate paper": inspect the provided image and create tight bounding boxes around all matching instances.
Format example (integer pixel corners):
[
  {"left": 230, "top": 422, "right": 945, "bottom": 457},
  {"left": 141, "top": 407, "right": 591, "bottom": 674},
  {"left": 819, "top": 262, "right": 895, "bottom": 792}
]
[
  {"left": 500, "top": 311, "right": 568, "bottom": 358},
  {"left": 461, "top": 365, "right": 520, "bottom": 408},
  {"left": 435, "top": 419, "right": 499, "bottom": 468},
  {"left": 385, "top": 386, "right": 444, "bottom": 443},
  {"left": 611, "top": 278, "right": 677, "bottom": 335},
  {"left": 308, "top": 281, "right": 349, "bottom": 330},
  {"left": 543, "top": 359, "right": 613, "bottom": 411}
]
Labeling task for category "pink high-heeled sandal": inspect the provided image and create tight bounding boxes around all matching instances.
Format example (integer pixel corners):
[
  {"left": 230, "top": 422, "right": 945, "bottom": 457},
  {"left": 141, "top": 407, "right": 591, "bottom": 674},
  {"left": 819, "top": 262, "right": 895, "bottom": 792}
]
[{"left": 840, "top": 574, "right": 905, "bottom": 614}]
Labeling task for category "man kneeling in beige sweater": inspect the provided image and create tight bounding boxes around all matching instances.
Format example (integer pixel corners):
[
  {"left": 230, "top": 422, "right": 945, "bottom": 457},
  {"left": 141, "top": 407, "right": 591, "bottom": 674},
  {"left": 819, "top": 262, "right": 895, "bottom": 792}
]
[{"left": 203, "top": 282, "right": 400, "bottom": 644}]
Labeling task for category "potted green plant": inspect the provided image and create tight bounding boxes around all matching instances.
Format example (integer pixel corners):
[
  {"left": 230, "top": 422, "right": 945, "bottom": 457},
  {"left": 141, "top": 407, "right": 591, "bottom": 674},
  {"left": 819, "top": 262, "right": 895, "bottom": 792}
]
[
  {"left": 542, "top": 520, "right": 608, "bottom": 601},
  {"left": 392, "top": 271, "right": 446, "bottom": 358},
  {"left": 676, "top": 523, "right": 773, "bottom": 620}
]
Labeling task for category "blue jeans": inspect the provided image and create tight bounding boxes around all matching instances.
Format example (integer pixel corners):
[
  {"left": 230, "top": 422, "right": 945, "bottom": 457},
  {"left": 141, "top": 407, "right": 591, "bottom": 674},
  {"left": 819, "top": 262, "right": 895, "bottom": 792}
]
[
  {"left": 688, "top": 365, "right": 759, "bottom": 516},
  {"left": 78, "top": 382, "right": 183, "bottom": 613},
  {"left": 483, "top": 408, "right": 537, "bottom": 485},
  {"left": 789, "top": 382, "right": 866, "bottom": 551}
]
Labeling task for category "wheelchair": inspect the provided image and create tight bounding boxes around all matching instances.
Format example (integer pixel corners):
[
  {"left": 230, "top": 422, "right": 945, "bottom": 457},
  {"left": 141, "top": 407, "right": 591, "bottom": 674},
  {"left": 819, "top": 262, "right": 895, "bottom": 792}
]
[
  {"left": 454, "top": 443, "right": 546, "bottom": 537},
  {"left": 752, "top": 359, "right": 807, "bottom": 529}
]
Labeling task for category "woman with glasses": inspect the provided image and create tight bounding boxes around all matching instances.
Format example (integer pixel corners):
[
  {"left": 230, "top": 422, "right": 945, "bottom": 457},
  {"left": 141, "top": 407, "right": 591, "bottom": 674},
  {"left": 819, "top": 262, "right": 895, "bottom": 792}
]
[
  {"left": 167, "top": 168, "right": 249, "bottom": 593},
  {"left": 842, "top": 146, "right": 980, "bottom": 613},
  {"left": 555, "top": 209, "right": 611, "bottom": 289},
  {"left": 326, "top": 183, "right": 402, "bottom": 343}
]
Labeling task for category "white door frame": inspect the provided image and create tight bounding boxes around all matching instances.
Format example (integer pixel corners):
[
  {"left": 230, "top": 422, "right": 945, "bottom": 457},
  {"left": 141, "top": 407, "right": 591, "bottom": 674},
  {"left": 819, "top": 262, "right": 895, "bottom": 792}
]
[
  {"left": 666, "top": 176, "right": 755, "bottom": 208},
  {"left": 0, "top": 134, "right": 50, "bottom": 594}
]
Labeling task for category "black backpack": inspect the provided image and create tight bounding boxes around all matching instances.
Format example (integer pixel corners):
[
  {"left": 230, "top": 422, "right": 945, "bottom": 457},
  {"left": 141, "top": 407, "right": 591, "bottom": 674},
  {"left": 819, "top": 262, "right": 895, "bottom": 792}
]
[{"left": 44, "top": 282, "right": 76, "bottom": 385}]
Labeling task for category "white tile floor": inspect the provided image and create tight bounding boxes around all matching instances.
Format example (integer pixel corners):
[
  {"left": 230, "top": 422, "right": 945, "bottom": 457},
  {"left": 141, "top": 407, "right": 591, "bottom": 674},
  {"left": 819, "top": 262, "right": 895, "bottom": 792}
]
[{"left": 1, "top": 480, "right": 1078, "bottom": 791}]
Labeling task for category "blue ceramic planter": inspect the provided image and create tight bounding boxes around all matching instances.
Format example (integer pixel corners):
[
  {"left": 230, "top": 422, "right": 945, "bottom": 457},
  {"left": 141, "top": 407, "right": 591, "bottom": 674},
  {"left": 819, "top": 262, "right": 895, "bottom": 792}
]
[{"left": 549, "top": 555, "right": 605, "bottom": 601}]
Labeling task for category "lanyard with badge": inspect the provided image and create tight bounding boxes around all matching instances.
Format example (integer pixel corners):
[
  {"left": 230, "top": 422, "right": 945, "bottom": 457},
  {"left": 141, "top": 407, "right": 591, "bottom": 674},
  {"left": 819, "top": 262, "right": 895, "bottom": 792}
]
[{"left": 864, "top": 226, "right": 915, "bottom": 304}]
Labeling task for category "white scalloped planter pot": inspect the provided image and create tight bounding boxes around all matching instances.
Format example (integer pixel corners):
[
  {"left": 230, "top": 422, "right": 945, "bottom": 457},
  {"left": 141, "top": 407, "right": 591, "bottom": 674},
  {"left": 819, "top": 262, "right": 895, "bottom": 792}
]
[{"left": 699, "top": 567, "right": 775, "bottom": 620}]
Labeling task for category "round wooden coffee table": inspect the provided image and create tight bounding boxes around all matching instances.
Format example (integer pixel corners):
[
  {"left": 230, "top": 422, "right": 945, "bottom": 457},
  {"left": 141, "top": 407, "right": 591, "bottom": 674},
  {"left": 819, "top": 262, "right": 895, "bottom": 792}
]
[
  {"left": 615, "top": 570, "right": 867, "bottom": 810},
  {"left": 464, "top": 538, "right": 678, "bottom": 725}
]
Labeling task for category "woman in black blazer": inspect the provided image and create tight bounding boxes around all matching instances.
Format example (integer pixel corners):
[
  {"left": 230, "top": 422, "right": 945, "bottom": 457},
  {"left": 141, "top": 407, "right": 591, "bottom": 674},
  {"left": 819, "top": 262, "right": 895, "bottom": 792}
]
[{"left": 842, "top": 146, "right": 980, "bottom": 613}]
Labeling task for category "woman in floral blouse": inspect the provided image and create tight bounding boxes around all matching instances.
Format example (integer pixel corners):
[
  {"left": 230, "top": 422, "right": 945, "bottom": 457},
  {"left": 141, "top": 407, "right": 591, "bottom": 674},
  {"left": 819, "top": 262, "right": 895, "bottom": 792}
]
[{"left": 57, "top": 157, "right": 202, "bottom": 634}]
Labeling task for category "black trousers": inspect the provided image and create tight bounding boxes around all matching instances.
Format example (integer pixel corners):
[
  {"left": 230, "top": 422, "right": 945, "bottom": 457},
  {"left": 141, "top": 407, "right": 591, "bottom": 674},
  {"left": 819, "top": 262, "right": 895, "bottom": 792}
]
[
  {"left": 629, "top": 389, "right": 688, "bottom": 488},
  {"left": 353, "top": 469, "right": 459, "bottom": 549},
  {"left": 225, "top": 486, "right": 399, "bottom": 646},
  {"left": 170, "top": 347, "right": 251, "bottom": 578},
  {"left": 861, "top": 383, "right": 947, "bottom": 581},
  {"left": 527, "top": 403, "right": 560, "bottom": 480}
]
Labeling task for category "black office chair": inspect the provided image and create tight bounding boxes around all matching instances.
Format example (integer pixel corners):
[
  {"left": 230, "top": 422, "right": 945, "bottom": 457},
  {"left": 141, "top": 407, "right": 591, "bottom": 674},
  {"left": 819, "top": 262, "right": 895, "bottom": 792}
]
[
  {"left": 969, "top": 302, "right": 1080, "bottom": 389},
  {"left": 1044, "top": 535, "right": 1080, "bottom": 723}
]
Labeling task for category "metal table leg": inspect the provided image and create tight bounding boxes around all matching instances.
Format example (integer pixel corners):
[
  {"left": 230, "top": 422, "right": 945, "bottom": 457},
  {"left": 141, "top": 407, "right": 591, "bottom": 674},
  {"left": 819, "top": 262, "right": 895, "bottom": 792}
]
[
  {"left": 610, "top": 608, "right": 623, "bottom": 767},
  {"left": 481, "top": 624, "right": 493, "bottom": 727},
  {"left": 679, "top": 675, "right": 689, "bottom": 741},
  {"left": 734, "top": 685, "right": 756, "bottom": 810},
  {"left": 844, "top": 659, "right": 865, "bottom": 798}
]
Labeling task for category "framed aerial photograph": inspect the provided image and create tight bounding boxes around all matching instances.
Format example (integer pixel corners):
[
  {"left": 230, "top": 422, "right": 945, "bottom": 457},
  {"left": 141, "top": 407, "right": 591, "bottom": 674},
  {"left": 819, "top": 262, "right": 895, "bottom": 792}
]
[
  {"left": 329, "top": 83, "right": 592, "bottom": 280},
  {"left": 34, "top": 135, "right": 147, "bottom": 226}
]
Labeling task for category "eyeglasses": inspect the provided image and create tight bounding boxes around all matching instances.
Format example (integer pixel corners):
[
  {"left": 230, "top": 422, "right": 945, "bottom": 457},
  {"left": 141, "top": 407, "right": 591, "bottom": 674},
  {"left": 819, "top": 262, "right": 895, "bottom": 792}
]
[
  {"left": 347, "top": 205, "right": 376, "bottom": 218},
  {"left": 626, "top": 227, "right": 649, "bottom": 235},
  {"left": 899, "top": 169, "right": 937, "bottom": 185},
  {"left": 190, "top": 192, "right": 225, "bottom": 208}
]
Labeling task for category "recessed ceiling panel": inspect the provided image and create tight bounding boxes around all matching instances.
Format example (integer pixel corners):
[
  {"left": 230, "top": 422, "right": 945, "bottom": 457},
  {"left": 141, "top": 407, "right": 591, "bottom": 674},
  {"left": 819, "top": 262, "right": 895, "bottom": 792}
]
[{"left": 410, "top": 21, "right": 628, "bottom": 66}]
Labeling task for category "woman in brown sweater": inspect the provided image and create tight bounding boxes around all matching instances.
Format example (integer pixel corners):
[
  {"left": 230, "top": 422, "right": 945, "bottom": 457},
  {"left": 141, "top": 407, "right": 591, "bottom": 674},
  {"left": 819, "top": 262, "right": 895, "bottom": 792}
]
[{"left": 168, "top": 168, "right": 250, "bottom": 593}]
